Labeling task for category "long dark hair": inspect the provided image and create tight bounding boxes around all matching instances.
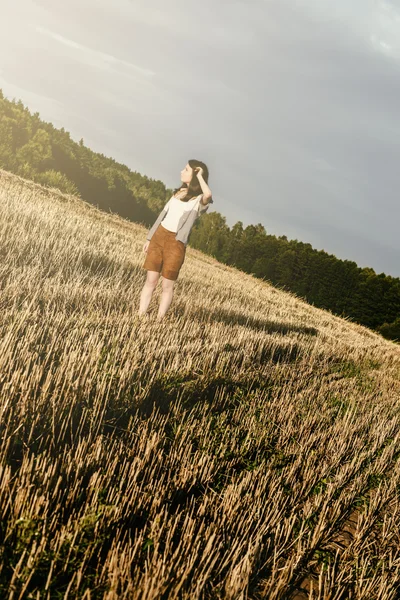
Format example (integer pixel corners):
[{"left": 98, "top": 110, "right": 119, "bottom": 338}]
[{"left": 173, "top": 159, "right": 210, "bottom": 202}]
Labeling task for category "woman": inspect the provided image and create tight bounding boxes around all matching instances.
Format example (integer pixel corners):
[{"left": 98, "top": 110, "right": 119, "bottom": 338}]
[{"left": 138, "top": 159, "right": 213, "bottom": 321}]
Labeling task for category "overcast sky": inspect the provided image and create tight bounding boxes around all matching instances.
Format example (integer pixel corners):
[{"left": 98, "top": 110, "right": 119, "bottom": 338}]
[{"left": 1, "top": 0, "right": 400, "bottom": 276}]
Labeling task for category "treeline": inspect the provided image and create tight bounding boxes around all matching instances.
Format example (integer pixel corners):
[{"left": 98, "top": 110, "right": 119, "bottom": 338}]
[
  {"left": 0, "top": 90, "right": 170, "bottom": 225},
  {"left": 0, "top": 90, "right": 399, "bottom": 341},
  {"left": 189, "top": 215, "right": 400, "bottom": 340}
]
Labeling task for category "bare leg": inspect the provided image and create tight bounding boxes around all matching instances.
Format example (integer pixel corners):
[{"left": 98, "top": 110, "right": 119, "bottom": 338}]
[
  {"left": 157, "top": 277, "right": 175, "bottom": 320},
  {"left": 139, "top": 271, "right": 160, "bottom": 315}
]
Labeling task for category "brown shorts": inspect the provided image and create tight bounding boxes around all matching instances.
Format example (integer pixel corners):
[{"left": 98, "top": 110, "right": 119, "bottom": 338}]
[{"left": 142, "top": 224, "right": 186, "bottom": 280}]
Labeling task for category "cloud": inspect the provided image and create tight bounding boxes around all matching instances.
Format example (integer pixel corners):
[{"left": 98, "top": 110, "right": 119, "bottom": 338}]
[
  {"left": 299, "top": 0, "right": 400, "bottom": 60},
  {"left": 1, "top": 0, "right": 400, "bottom": 275},
  {"left": 34, "top": 25, "right": 156, "bottom": 78}
]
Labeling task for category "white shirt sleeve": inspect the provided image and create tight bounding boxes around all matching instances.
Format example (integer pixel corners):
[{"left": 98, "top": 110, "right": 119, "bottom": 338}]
[{"left": 197, "top": 194, "right": 211, "bottom": 214}]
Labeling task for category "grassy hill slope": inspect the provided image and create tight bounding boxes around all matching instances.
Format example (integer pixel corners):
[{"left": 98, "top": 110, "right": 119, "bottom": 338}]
[{"left": 1, "top": 168, "right": 400, "bottom": 599}]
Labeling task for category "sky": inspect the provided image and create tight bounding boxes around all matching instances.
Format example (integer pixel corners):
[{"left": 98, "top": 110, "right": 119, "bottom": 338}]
[{"left": 1, "top": 0, "right": 400, "bottom": 276}]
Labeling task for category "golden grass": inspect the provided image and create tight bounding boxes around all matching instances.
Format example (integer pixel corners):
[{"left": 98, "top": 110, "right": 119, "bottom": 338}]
[{"left": 0, "top": 168, "right": 400, "bottom": 599}]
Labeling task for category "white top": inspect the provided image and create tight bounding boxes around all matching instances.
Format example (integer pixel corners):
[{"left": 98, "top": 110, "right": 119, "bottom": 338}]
[{"left": 160, "top": 194, "right": 202, "bottom": 232}]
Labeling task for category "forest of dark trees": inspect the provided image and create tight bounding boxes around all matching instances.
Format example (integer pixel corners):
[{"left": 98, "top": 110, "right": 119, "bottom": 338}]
[{"left": 0, "top": 90, "right": 399, "bottom": 341}]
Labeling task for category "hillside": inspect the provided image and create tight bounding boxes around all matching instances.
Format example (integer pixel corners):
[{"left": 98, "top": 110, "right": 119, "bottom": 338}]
[
  {"left": 0, "top": 168, "right": 400, "bottom": 599},
  {"left": 2, "top": 91, "right": 400, "bottom": 341}
]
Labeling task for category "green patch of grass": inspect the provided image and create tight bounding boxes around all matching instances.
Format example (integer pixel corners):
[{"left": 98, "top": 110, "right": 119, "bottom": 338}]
[
  {"left": 327, "top": 358, "right": 380, "bottom": 394},
  {"left": 311, "top": 478, "right": 330, "bottom": 496},
  {"left": 367, "top": 472, "right": 386, "bottom": 489},
  {"left": 364, "top": 358, "right": 382, "bottom": 371},
  {"left": 1, "top": 510, "right": 111, "bottom": 599},
  {"left": 329, "top": 359, "right": 362, "bottom": 379},
  {"left": 313, "top": 547, "right": 335, "bottom": 568},
  {"left": 326, "top": 394, "right": 350, "bottom": 418},
  {"left": 14, "top": 516, "right": 44, "bottom": 553}
]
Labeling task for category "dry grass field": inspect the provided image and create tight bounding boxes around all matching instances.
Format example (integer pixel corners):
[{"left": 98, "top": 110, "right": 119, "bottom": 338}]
[{"left": 0, "top": 168, "right": 400, "bottom": 599}]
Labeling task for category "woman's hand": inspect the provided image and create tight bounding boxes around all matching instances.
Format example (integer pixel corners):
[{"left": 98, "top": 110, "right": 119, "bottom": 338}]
[
  {"left": 194, "top": 167, "right": 204, "bottom": 178},
  {"left": 143, "top": 240, "right": 150, "bottom": 253},
  {"left": 194, "top": 166, "right": 212, "bottom": 199}
]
